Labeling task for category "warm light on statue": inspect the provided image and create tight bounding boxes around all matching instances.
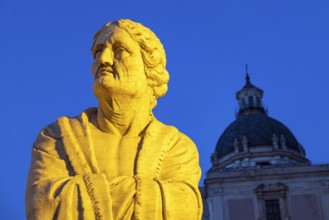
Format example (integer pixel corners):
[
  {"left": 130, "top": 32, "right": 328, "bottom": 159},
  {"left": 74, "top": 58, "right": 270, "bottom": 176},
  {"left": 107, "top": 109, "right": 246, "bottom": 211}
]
[{"left": 26, "top": 19, "right": 203, "bottom": 220}]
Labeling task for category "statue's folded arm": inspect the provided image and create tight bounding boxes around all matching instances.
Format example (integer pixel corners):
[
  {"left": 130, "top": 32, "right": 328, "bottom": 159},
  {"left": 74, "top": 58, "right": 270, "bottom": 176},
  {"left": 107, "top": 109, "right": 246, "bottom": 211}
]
[
  {"left": 134, "top": 132, "right": 203, "bottom": 220},
  {"left": 26, "top": 129, "right": 114, "bottom": 220},
  {"left": 158, "top": 133, "right": 203, "bottom": 220}
]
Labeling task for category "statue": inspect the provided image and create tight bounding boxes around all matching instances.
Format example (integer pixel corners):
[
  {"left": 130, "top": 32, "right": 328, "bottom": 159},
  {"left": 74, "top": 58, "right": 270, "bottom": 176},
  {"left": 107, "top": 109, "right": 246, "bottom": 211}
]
[{"left": 26, "top": 19, "right": 203, "bottom": 220}]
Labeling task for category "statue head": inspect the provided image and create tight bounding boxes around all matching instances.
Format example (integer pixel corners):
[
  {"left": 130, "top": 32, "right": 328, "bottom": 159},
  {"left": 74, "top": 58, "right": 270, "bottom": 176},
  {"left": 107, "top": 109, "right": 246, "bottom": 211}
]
[{"left": 91, "top": 19, "right": 169, "bottom": 107}]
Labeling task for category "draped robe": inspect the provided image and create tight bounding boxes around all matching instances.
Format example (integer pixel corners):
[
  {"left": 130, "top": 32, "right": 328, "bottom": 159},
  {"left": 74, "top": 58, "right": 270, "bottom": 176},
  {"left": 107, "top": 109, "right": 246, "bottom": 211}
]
[{"left": 26, "top": 108, "right": 202, "bottom": 219}]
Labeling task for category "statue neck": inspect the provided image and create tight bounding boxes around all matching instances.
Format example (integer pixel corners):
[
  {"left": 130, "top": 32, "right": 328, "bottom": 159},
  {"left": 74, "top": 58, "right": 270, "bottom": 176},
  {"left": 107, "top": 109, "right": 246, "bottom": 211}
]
[{"left": 96, "top": 94, "right": 154, "bottom": 137}]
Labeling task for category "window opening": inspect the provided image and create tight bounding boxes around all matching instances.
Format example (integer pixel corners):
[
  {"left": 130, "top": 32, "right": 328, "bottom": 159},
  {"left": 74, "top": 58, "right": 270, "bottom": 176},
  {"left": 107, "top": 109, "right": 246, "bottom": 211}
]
[
  {"left": 248, "top": 96, "right": 254, "bottom": 107},
  {"left": 265, "top": 199, "right": 281, "bottom": 220},
  {"left": 256, "top": 161, "right": 271, "bottom": 166}
]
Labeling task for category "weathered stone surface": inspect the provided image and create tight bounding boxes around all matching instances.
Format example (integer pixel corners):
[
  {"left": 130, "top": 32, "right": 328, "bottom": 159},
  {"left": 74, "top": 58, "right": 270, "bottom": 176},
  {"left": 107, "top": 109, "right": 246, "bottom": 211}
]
[{"left": 26, "top": 19, "right": 202, "bottom": 220}]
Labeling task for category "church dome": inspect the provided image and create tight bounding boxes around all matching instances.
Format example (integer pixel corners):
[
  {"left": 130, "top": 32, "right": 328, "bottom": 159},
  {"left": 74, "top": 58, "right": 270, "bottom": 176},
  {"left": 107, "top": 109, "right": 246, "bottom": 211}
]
[
  {"left": 210, "top": 68, "right": 309, "bottom": 172},
  {"left": 215, "top": 113, "right": 301, "bottom": 159}
]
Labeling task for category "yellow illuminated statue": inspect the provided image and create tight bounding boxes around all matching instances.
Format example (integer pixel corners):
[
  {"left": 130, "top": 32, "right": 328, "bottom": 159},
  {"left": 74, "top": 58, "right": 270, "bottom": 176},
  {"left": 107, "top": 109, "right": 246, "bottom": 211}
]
[{"left": 26, "top": 19, "right": 203, "bottom": 220}]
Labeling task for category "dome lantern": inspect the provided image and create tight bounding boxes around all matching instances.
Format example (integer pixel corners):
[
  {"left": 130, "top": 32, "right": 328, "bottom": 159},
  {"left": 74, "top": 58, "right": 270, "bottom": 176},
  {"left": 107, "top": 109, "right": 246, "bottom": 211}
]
[{"left": 236, "top": 65, "right": 265, "bottom": 116}]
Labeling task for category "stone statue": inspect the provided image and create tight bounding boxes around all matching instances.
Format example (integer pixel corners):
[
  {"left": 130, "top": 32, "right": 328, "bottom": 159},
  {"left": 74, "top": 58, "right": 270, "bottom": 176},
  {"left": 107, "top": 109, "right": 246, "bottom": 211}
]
[{"left": 26, "top": 19, "right": 203, "bottom": 220}]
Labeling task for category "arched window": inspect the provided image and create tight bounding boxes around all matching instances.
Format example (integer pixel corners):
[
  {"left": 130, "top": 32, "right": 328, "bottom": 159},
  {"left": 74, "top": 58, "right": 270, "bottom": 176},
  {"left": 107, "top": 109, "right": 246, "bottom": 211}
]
[{"left": 248, "top": 96, "right": 254, "bottom": 107}]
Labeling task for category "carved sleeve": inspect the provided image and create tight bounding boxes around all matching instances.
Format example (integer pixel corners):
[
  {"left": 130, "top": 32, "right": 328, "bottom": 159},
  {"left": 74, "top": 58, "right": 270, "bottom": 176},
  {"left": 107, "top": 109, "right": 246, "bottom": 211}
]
[
  {"left": 157, "top": 133, "right": 203, "bottom": 220},
  {"left": 25, "top": 128, "right": 113, "bottom": 220},
  {"left": 133, "top": 132, "right": 203, "bottom": 220}
]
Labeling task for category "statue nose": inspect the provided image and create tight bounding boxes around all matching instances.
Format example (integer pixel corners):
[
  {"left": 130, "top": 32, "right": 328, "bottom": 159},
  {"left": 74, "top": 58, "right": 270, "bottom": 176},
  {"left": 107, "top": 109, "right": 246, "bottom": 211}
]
[{"left": 100, "top": 47, "right": 113, "bottom": 66}]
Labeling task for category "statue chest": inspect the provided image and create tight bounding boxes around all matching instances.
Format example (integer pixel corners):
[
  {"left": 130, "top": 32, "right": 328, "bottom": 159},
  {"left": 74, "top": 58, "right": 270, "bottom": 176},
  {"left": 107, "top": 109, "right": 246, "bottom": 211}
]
[{"left": 91, "top": 131, "right": 142, "bottom": 178}]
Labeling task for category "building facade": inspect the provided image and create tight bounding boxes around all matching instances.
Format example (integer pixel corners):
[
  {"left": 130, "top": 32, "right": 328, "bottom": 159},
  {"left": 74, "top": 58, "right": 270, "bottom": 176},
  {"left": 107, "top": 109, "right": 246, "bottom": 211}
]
[{"left": 202, "top": 74, "right": 329, "bottom": 220}]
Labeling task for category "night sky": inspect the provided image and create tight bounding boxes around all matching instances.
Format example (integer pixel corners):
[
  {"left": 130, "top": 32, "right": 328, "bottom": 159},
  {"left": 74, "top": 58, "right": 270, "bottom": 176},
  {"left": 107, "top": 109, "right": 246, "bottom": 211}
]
[{"left": 1, "top": 0, "right": 329, "bottom": 219}]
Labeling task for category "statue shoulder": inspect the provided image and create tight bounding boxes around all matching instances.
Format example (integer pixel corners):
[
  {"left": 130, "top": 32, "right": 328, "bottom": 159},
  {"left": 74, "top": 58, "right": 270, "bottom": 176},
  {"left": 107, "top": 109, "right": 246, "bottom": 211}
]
[
  {"left": 150, "top": 119, "right": 197, "bottom": 153},
  {"left": 34, "top": 108, "right": 97, "bottom": 152},
  {"left": 38, "top": 108, "right": 96, "bottom": 139},
  {"left": 171, "top": 130, "right": 198, "bottom": 153},
  {"left": 154, "top": 120, "right": 201, "bottom": 185}
]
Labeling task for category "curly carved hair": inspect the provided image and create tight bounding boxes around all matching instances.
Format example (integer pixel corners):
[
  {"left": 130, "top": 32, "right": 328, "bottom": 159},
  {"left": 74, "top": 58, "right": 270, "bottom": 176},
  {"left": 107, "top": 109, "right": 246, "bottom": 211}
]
[{"left": 91, "top": 19, "right": 169, "bottom": 99}]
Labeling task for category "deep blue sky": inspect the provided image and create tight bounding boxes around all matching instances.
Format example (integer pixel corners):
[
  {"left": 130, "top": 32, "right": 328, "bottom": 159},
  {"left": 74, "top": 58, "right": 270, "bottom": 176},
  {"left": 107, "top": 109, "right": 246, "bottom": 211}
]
[{"left": 1, "top": 0, "right": 329, "bottom": 219}]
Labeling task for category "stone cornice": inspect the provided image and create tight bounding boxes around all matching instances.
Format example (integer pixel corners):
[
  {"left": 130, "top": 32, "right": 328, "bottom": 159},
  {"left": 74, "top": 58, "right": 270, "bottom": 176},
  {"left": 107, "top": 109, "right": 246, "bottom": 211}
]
[
  {"left": 205, "top": 164, "right": 329, "bottom": 184},
  {"left": 210, "top": 149, "right": 310, "bottom": 172}
]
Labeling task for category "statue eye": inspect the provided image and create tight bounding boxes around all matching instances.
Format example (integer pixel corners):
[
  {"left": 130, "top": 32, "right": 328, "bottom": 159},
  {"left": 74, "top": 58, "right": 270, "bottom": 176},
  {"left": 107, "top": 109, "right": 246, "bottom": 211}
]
[
  {"left": 114, "top": 47, "right": 129, "bottom": 60},
  {"left": 94, "top": 49, "right": 102, "bottom": 58}
]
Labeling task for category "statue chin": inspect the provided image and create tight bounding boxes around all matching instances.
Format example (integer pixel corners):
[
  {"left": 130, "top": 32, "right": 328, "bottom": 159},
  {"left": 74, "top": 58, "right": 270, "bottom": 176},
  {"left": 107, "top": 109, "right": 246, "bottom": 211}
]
[
  {"left": 94, "top": 78, "right": 151, "bottom": 102},
  {"left": 93, "top": 79, "right": 115, "bottom": 100}
]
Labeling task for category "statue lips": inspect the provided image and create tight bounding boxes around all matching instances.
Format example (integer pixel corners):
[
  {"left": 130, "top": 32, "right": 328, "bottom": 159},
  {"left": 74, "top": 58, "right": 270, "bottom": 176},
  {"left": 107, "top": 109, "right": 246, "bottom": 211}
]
[{"left": 97, "top": 67, "right": 119, "bottom": 79}]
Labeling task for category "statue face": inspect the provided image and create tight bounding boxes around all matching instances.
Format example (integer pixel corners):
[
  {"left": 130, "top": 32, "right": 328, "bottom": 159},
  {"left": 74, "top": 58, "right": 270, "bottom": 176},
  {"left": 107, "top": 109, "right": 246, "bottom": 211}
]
[{"left": 92, "top": 26, "right": 149, "bottom": 100}]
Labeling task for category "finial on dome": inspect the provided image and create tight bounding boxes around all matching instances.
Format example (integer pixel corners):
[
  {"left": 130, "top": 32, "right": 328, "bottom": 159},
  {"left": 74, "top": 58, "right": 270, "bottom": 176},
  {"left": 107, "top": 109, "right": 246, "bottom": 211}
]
[{"left": 245, "top": 64, "right": 251, "bottom": 85}]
